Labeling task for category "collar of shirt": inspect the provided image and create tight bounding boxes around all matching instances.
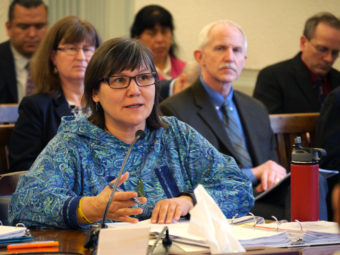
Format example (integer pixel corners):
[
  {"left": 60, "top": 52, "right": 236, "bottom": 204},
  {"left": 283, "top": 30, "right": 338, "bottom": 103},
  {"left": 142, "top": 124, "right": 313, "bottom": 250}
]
[
  {"left": 156, "top": 55, "right": 172, "bottom": 80},
  {"left": 10, "top": 44, "right": 30, "bottom": 102},
  {"left": 300, "top": 55, "right": 332, "bottom": 97},
  {"left": 200, "top": 76, "right": 234, "bottom": 120},
  {"left": 11, "top": 44, "right": 30, "bottom": 72},
  {"left": 300, "top": 53, "right": 329, "bottom": 85}
]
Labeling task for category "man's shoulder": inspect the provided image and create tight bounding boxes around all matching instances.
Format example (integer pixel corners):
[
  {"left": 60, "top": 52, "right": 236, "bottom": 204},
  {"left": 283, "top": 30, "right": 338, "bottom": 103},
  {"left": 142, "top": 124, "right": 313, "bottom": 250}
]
[
  {"left": 0, "top": 40, "right": 10, "bottom": 48},
  {"left": 0, "top": 40, "right": 12, "bottom": 55},
  {"left": 234, "top": 90, "right": 269, "bottom": 113},
  {"left": 0, "top": 41, "right": 14, "bottom": 68},
  {"left": 330, "top": 66, "right": 340, "bottom": 78},
  {"left": 259, "top": 53, "right": 300, "bottom": 74}
]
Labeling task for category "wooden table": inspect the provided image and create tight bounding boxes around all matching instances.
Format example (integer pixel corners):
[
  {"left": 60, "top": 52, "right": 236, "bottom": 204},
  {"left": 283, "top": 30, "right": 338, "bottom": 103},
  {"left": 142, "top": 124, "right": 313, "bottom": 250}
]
[{"left": 0, "top": 229, "right": 339, "bottom": 255}]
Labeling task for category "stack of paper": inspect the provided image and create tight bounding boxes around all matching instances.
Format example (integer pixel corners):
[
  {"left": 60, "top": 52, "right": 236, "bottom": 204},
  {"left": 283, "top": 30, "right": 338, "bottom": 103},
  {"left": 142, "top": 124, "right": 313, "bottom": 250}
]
[
  {"left": 230, "top": 225, "right": 292, "bottom": 247},
  {"left": 107, "top": 220, "right": 340, "bottom": 252},
  {"left": 0, "top": 225, "right": 27, "bottom": 239},
  {"left": 149, "top": 221, "right": 293, "bottom": 249},
  {"left": 255, "top": 221, "right": 340, "bottom": 247}
]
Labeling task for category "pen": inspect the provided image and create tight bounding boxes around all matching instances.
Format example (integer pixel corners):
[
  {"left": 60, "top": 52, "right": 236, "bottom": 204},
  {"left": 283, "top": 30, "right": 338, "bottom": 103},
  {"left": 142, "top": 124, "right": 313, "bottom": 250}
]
[
  {"left": 107, "top": 182, "right": 141, "bottom": 205},
  {"left": 7, "top": 241, "right": 59, "bottom": 250}
]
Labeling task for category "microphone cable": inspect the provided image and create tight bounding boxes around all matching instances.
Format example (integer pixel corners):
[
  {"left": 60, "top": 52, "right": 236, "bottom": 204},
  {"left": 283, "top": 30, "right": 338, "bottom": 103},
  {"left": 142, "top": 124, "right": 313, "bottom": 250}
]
[{"left": 84, "top": 130, "right": 145, "bottom": 250}]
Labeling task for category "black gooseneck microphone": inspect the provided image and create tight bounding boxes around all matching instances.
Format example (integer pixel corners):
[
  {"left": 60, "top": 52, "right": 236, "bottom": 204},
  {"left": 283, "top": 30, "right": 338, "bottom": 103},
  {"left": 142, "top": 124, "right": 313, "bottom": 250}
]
[{"left": 84, "top": 130, "right": 145, "bottom": 250}]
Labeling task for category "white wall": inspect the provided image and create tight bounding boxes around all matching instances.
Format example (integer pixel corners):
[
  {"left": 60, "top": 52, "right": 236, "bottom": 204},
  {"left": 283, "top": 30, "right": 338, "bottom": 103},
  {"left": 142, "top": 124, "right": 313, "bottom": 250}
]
[
  {"left": 133, "top": 0, "right": 340, "bottom": 70},
  {"left": 0, "top": 0, "right": 10, "bottom": 41},
  {"left": 1, "top": 0, "right": 339, "bottom": 95},
  {"left": 133, "top": 0, "right": 340, "bottom": 95}
]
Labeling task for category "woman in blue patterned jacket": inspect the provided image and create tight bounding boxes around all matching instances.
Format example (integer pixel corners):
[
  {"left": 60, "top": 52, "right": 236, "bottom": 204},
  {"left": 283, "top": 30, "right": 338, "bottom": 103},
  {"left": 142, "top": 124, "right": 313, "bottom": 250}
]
[{"left": 9, "top": 38, "right": 254, "bottom": 228}]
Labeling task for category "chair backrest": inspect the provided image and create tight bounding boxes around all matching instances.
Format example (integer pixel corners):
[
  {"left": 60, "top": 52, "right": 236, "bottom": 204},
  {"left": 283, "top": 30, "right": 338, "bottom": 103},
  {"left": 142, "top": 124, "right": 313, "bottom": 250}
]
[
  {"left": 0, "top": 124, "right": 15, "bottom": 174},
  {"left": 269, "top": 112, "right": 320, "bottom": 170},
  {"left": 0, "top": 170, "right": 27, "bottom": 225},
  {"left": 0, "top": 104, "right": 19, "bottom": 124}
]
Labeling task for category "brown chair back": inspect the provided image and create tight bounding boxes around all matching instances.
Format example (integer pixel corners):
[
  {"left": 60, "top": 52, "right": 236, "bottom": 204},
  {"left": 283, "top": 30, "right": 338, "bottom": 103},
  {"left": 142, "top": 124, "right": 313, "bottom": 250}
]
[
  {"left": 0, "top": 170, "right": 27, "bottom": 196},
  {"left": 0, "top": 170, "right": 27, "bottom": 225},
  {"left": 269, "top": 112, "right": 320, "bottom": 170},
  {"left": 0, "top": 124, "right": 14, "bottom": 173}
]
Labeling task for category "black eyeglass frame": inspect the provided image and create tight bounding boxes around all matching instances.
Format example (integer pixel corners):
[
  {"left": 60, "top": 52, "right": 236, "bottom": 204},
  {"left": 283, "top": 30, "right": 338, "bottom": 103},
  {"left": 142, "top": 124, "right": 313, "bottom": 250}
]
[{"left": 99, "top": 72, "right": 158, "bottom": 89}]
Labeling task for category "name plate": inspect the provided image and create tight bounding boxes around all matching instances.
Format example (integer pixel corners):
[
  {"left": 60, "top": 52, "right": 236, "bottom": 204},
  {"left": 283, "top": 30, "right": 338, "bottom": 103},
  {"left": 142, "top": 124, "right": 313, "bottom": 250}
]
[{"left": 97, "top": 224, "right": 150, "bottom": 255}]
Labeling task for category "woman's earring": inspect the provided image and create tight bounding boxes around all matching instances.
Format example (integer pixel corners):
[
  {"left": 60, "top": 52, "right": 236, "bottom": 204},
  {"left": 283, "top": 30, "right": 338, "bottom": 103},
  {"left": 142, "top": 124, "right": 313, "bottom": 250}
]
[
  {"left": 53, "top": 66, "right": 58, "bottom": 74},
  {"left": 95, "top": 102, "right": 99, "bottom": 111}
]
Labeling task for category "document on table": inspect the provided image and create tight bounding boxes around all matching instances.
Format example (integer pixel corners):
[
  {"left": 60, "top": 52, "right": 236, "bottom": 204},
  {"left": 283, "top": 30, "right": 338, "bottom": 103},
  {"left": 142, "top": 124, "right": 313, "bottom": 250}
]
[
  {"left": 254, "top": 221, "right": 340, "bottom": 247},
  {"left": 107, "top": 220, "right": 340, "bottom": 250},
  {"left": 107, "top": 220, "right": 290, "bottom": 251}
]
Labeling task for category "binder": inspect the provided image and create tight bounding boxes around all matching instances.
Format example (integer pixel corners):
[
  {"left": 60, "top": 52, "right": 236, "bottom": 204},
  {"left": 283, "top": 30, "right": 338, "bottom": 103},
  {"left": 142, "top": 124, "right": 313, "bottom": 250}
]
[{"left": 0, "top": 223, "right": 33, "bottom": 247}]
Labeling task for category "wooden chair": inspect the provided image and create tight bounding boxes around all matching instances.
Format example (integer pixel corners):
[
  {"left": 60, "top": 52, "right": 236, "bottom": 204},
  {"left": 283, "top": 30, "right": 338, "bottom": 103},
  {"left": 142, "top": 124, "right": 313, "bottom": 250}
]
[
  {"left": 269, "top": 112, "right": 320, "bottom": 170},
  {"left": 0, "top": 104, "right": 18, "bottom": 174},
  {"left": 0, "top": 104, "right": 19, "bottom": 124},
  {"left": 0, "top": 124, "right": 15, "bottom": 174},
  {"left": 0, "top": 170, "right": 27, "bottom": 225}
]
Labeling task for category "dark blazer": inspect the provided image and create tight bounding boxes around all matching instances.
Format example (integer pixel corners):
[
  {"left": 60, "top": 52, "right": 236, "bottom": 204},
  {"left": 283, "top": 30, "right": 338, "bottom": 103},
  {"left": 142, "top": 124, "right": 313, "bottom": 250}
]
[
  {"left": 9, "top": 93, "right": 72, "bottom": 171},
  {"left": 160, "top": 79, "right": 278, "bottom": 168},
  {"left": 253, "top": 52, "right": 340, "bottom": 114},
  {"left": 316, "top": 86, "right": 340, "bottom": 171},
  {"left": 0, "top": 41, "right": 18, "bottom": 103}
]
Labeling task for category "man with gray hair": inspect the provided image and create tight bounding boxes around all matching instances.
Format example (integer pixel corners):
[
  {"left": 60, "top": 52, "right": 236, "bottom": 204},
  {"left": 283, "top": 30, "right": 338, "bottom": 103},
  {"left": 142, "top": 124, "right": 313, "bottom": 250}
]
[
  {"left": 160, "top": 20, "right": 299, "bottom": 219},
  {"left": 254, "top": 12, "right": 340, "bottom": 113}
]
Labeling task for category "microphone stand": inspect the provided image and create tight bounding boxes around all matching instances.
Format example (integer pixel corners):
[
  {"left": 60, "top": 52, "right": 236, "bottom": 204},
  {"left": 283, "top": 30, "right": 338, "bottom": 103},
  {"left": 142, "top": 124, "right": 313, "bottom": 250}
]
[{"left": 84, "top": 130, "right": 145, "bottom": 250}]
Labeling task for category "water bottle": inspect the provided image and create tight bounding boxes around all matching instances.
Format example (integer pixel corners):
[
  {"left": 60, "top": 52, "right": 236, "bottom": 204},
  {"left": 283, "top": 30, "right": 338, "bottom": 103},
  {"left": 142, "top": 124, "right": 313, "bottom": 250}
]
[{"left": 290, "top": 136, "right": 326, "bottom": 221}]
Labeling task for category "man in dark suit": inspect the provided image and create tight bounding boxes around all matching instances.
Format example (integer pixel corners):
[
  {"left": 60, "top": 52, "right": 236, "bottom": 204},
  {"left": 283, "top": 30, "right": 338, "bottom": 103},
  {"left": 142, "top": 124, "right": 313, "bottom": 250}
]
[
  {"left": 160, "top": 20, "right": 293, "bottom": 219},
  {"left": 0, "top": 0, "right": 48, "bottom": 103},
  {"left": 253, "top": 12, "right": 340, "bottom": 114}
]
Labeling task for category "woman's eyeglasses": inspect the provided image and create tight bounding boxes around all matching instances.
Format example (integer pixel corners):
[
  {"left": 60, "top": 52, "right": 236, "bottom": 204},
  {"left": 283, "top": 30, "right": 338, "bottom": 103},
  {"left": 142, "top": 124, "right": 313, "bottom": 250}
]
[
  {"left": 100, "top": 72, "right": 157, "bottom": 89},
  {"left": 56, "top": 46, "right": 95, "bottom": 57}
]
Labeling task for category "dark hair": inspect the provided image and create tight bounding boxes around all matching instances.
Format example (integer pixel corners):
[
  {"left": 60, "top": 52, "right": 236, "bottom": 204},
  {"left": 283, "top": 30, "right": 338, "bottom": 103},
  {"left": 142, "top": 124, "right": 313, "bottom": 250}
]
[
  {"left": 83, "top": 37, "right": 167, "bottom": 130},
  {"left": 304, "top": 12, "right": 340, "bottom": 40},
  {"left": 31, "top": 16, "right": 101, "bottom": 98},
  {"left": 130, "top": 5, "right": 177, "bottom": 57},
  {"left": 8, "top": 0, "right": 47, "bottom": 22}
]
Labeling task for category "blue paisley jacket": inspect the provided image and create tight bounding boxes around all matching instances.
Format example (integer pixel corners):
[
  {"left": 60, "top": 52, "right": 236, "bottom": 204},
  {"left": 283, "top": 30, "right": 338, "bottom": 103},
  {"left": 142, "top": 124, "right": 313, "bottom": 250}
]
[{"left": 9, "top": 115, "right": 254, "bottom": 228}]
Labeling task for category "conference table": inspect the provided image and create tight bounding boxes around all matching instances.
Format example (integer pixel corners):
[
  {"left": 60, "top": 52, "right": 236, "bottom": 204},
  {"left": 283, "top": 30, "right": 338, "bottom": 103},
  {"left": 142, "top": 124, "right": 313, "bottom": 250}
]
[{"left": 0, "top": 229, "right": 339, "bottom": 255}]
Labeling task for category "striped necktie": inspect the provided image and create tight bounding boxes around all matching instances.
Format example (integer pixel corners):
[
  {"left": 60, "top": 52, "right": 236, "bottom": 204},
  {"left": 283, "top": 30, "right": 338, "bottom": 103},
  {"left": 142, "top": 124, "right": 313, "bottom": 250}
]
[
  {"left": 221, "top": 103, "right": 252, "bottom": 168},
  {"left": 25, "top": 63, "right": 34, "bottom": 96}
]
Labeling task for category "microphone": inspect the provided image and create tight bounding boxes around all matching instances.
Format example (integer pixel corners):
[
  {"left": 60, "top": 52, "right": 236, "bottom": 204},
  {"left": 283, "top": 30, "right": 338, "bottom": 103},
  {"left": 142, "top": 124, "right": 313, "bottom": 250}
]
[{"left": 84, "top": 130, "right": 145, "bottom": 250}]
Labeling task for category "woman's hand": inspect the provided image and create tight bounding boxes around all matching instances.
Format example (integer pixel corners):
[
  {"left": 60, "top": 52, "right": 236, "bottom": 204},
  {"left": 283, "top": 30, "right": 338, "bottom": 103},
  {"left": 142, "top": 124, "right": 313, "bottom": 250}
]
[
  {"left": 78, "top": 172, "right": 147, "bottom": 224},
  {"left": 151, "top": 196, "right": 194, "bottom": 224}
]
